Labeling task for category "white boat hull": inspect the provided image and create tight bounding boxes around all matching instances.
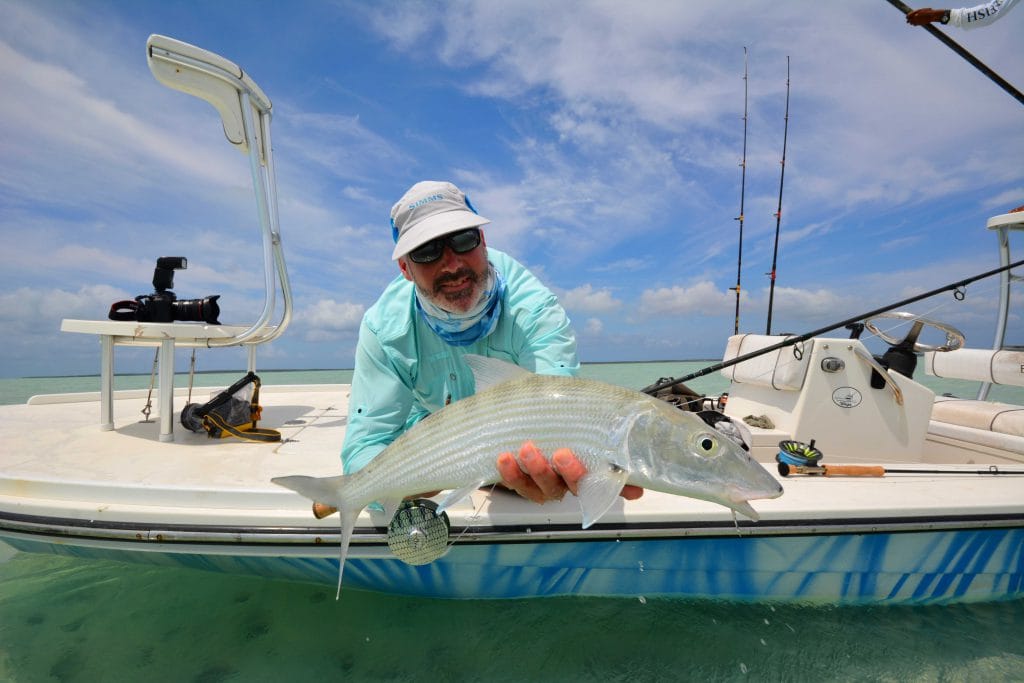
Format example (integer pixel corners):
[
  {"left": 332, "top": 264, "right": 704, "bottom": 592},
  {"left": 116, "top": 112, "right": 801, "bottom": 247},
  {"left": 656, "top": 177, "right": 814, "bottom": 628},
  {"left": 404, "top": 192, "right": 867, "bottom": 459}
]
[
  {"left": 2, "top": 516, "right": 1021, "bottom": 604},
  {"left": 1, "top": 372, "right": 1021, "bottom": 605}
]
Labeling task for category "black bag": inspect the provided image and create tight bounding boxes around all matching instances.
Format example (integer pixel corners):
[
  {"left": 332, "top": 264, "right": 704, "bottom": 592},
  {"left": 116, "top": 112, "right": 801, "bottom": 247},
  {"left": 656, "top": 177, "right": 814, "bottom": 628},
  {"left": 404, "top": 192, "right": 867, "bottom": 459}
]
[{"left": 180, "top": 372, "right": 281, "bottom": 443}]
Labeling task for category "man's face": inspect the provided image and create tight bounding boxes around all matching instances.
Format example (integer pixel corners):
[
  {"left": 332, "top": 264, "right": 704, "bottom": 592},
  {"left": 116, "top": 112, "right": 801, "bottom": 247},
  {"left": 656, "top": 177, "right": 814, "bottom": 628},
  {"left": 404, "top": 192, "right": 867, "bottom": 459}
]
[{"left": 398, "top": 230, "right": 489, "bottom": 314}]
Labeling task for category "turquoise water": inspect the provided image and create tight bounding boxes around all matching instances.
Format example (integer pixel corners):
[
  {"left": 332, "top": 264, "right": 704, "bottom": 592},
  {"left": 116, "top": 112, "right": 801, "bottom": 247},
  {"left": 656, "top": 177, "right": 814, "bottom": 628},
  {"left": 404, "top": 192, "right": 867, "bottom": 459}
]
[
  {"left": 2, "top": 362, "right": 1023, "bottom": 681},
  {"left": 1, "top": 553, "right": 1023, "bottom": 682},
  {"left": 4, "top": 360, "right": 1022, "bottom": 407}
]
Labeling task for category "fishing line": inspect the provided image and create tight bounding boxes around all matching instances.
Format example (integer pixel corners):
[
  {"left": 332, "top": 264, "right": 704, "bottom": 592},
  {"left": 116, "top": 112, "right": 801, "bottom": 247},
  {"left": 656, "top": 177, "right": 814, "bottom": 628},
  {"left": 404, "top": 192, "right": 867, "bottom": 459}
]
[{"left": 447, "top": 484, "right": 497, "bottom": 548}]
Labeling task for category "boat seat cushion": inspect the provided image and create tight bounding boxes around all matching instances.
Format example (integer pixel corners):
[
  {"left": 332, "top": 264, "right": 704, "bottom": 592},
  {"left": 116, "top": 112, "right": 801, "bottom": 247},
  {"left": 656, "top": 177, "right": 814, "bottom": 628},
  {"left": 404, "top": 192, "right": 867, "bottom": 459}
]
[
  {"left": 720, "top": 334, "right": 810, "bottom": 391},
  {"left": 923, "top": 348, "right": 1024, "bottom": 387},
  {"left": 932, "top": 396, "right": 1024, "bottom": 437}
]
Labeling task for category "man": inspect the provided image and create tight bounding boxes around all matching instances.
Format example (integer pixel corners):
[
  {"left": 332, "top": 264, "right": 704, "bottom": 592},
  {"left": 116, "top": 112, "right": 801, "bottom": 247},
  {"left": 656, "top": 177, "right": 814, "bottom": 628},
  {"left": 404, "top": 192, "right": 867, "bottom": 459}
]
[
  {"left": 905, "top": 0, "right": 1017, "bottom": 28},
  {"left": 319, "top": 180, "right": 641, "bottom": 516}
]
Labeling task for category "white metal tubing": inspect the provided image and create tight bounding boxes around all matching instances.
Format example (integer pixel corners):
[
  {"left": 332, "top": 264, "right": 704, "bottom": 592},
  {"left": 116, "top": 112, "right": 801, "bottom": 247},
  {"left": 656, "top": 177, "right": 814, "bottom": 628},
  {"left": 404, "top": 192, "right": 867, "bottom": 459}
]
[
  {"left": 253, "top": 115, "right": 293, "bottom": 343},
  {"left": 100, "top": 335, "right": 114, "bottom": 430},
  {"left": 978, "top": 226, "right": 1011, "bottom": 400},
  {"left": 158, "top": 339, "right": 175, "bottom": 442},
  {"left": 204, "top": 92, "right": 277, "bottom": 348},
  {"left": 202, "top": 95, "right": 291, "bottom": 347}
]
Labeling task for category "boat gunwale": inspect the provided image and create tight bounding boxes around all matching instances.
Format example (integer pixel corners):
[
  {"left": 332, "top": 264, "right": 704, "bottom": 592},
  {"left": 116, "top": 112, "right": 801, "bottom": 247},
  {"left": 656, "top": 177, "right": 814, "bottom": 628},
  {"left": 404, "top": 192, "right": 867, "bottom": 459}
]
[{"left": 2, "top": 508, "right": 1022, "bottom": 550}]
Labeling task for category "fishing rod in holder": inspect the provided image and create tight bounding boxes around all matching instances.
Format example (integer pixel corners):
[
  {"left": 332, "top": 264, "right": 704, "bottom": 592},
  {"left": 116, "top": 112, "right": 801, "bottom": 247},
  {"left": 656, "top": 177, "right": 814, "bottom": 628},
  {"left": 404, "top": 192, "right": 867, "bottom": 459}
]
[
  {"left": 765, "top": 56, "right": 790, "bottom": 335},
  {"left": 641, "top": 256, "right": 1024, "bottom": 396},
  {"left": 729, "top": 47, "right": 750, "bottom": 336}
]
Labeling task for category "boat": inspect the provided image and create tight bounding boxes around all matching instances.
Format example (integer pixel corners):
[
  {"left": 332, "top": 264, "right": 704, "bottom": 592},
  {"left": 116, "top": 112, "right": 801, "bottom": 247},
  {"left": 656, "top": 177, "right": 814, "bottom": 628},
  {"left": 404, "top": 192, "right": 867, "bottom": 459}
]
[{"left": 1, "top": 36, "right": 1022, "bottom": 606}]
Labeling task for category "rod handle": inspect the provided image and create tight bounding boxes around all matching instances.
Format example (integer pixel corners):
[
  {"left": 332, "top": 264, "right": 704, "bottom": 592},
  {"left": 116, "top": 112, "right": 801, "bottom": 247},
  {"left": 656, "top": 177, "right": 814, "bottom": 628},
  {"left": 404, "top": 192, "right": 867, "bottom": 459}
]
[{"left": 823, "top": 465, "right": 885, "bottom": 477}]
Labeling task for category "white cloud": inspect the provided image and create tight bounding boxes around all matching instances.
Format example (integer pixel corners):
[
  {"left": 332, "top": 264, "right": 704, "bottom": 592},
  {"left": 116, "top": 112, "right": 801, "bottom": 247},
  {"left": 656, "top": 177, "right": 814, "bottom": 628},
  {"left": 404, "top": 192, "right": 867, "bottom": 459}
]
[
  {"left": 0, "top": 38, "right": 244, "bottom": 205},
  {"left": 281, "top": 111, "right": 413, "bottom": 183},
  {"left": 1, "top": 0, "right": 1020, "bottom": 375},
  {"left": 296, "top": 298, "right": 365, "bottom": 341},
  {"left": 558, "top": 284, "right": 622, "bottom": 314},
  {"left": 638, "top": 280, "right": 733, "bottom": 318}
]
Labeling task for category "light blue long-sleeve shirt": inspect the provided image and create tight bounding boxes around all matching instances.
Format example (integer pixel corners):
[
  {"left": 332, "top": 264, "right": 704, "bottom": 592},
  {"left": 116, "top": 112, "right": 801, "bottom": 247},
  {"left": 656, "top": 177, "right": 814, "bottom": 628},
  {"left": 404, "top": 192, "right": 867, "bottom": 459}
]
[{"left": 340, "top": 248, "right": 579, "bottom": 473}]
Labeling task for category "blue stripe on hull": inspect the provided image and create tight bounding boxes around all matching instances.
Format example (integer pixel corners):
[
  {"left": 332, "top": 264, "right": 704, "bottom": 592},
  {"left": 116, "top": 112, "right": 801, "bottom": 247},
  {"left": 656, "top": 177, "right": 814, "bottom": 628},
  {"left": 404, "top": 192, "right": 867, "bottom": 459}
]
[{"left": 4, "top": 528, "right": 1022, "bottom": 605}]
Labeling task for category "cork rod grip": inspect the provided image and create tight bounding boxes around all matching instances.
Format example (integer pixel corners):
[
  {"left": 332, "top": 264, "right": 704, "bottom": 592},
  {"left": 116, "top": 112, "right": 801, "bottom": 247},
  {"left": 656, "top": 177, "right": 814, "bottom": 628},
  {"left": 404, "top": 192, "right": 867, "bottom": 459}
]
[{"left": 822, "top": 465, "right": 886, "bottom": 477}]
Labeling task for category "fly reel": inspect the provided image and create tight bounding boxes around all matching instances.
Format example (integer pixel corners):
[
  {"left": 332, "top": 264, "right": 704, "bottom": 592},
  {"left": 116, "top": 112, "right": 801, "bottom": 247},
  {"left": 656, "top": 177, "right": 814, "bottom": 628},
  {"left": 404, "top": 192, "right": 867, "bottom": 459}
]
[
  {"left": 387, "top": 499, "right": 451, "bottom": 565},
  {"left": 776, "top": 439, "right": 823, "bottom": 469}
]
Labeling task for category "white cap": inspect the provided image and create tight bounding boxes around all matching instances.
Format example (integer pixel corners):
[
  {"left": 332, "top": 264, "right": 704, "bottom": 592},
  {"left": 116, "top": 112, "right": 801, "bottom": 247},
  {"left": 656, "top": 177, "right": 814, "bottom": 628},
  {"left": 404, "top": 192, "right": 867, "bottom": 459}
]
[{"left": 390, "top": 181, "right": 490, "bottom": 260}]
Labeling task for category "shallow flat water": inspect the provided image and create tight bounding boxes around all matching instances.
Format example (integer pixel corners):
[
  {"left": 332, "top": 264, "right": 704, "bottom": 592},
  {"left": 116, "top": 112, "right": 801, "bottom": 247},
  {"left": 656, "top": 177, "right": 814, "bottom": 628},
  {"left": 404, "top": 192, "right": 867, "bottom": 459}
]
[
  {"left": 1, "top": 553, "right": 1023, "bottom": 682},
  {"left": 2, "top": 363, "right": 1023, "bottom": 681}
]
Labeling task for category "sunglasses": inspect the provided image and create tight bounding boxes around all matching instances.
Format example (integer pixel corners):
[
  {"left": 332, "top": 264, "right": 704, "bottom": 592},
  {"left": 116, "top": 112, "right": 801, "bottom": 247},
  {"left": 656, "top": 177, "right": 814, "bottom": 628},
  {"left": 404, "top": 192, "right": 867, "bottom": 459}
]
[{"left": 407, "top": 228, "right": 482, "bottom": 264}]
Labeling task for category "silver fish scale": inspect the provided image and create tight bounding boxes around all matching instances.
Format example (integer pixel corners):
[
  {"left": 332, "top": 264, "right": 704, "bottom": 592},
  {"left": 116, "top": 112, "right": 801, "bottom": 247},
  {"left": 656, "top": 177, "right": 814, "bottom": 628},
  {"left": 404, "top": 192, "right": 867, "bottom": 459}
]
[{"left": 346, "top": 374, "right": 648, "bottom": 507}]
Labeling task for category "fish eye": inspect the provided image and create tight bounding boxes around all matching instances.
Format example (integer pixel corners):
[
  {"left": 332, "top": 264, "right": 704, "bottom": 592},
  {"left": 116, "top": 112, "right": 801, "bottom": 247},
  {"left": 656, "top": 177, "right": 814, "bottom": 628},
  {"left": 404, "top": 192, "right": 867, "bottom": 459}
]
[{"left": 697, "top": 434, "right": 717, "bottom": 453}]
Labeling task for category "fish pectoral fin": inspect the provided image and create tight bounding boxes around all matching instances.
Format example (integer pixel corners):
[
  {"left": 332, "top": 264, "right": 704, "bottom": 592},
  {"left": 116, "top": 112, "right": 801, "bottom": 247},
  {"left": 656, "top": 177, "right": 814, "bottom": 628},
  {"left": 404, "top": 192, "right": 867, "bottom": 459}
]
[
  {"left": 436, "top": 481, "right": 487, "bottom": 514},
  {"left": 576, "top": 465, "right": 630, "bottom": 529},
  {"left": 381, "top": 497, "right": 404, "bottom": 522},
  {"left": 730, "top": 499, "right": 760, "bottom": 521}
]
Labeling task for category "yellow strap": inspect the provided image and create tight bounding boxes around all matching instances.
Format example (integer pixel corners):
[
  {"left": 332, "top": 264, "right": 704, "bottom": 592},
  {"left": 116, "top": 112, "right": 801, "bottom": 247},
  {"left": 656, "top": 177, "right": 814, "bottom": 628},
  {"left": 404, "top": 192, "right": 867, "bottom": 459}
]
[{"left": 203, "top": 410, "right": 281, "bottom": 443}]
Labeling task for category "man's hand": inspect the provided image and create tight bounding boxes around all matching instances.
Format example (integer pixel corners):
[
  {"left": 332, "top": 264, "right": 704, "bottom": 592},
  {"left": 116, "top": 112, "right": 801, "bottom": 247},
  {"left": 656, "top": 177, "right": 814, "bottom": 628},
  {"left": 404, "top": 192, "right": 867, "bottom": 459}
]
[
  {"left": 906, "top": 8, "right": 948, "bottom": 25},
  {"left": 496, "top": 441, "right": 644, "bottom": 503}
]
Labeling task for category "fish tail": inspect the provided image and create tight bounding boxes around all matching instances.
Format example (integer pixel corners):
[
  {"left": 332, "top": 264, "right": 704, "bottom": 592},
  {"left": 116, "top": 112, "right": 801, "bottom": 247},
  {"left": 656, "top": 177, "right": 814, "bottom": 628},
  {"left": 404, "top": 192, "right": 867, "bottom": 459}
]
[
  {"left": 271, "top": 474, "right": 360, "bottom": 597},
  {"left": 335, "top": 509, "right": 358, "bottom": 600}
]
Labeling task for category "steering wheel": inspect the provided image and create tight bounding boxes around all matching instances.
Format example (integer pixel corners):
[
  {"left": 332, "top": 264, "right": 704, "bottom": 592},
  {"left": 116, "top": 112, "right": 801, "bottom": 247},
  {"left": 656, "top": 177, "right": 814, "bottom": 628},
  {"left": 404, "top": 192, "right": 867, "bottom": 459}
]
[{"left": 863, "top": 311, "right": 965, "bottom": 353}]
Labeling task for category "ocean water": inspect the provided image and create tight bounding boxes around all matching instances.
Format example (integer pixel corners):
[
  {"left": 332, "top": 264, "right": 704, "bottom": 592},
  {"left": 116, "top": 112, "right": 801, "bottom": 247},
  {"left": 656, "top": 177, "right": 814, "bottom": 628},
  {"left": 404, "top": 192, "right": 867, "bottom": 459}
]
[{"left": 2, "top": 362, "right": 1023, "bottom": 682}]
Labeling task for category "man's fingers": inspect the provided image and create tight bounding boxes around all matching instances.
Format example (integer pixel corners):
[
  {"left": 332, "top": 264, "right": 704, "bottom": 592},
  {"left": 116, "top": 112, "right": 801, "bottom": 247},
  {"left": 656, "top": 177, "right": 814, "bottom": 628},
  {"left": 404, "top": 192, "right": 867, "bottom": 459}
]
[
  {"left": 551, "top": 448, "right": 586, "bottom": 496},
  {"left": 621, "top": 485, "right": 645, "bottom": 500},
  {"left": 518, "top": 441, "right": 567, "bottom": 501},
  {"left": 498, "top": 444, "right": 645, "bottom": 503},
  {"left": 497, "top": 451, "right": 546, "bottom": 504},
  {"left": 497, "top": 452, "right": 520, "bottom": 482}
]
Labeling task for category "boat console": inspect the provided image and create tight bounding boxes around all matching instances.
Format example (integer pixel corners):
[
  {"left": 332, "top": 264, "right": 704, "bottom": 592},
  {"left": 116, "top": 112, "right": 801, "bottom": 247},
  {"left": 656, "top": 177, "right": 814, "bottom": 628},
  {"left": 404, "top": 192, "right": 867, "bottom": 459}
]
[
  {"left": 719, "top": 333, "right": 935, "bottom": 463},
  {"left": 720, "top": 211, "right": 1024, "bottom": 466}
]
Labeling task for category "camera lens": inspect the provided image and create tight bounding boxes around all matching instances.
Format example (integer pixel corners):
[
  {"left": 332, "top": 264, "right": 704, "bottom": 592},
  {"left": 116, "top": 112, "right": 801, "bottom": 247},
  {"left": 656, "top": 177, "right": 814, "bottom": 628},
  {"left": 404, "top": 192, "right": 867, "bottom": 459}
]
[{"left": 171, "top": 295, "right": 220, "bottom": 324}]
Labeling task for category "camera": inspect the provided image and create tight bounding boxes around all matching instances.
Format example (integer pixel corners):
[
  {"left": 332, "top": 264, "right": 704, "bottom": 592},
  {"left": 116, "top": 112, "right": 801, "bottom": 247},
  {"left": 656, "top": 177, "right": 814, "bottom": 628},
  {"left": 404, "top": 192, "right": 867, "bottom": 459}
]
[{"left": 108, "top": 256, "right": 221, "bottom": 324}]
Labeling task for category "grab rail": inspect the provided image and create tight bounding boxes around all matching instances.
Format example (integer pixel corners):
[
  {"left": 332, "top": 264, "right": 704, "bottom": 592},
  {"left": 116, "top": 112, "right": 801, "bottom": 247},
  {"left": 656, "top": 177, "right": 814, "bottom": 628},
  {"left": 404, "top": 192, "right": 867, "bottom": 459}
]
[{"left": 980, "top": 212, "right": 1024, "bottom": 399}]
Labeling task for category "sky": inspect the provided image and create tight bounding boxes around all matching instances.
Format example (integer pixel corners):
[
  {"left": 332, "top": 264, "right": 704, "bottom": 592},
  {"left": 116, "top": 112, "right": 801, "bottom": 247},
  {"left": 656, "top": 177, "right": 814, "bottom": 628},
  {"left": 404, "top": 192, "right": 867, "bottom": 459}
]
[{"left": 0, "top": 0, "right": 1021, "bottom": 378}]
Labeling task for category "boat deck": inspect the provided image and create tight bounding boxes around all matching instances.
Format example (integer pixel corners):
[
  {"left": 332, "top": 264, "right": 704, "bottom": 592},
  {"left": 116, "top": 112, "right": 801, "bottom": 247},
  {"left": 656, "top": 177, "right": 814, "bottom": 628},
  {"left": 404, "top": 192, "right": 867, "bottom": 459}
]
[{"left": 1, "top": 385, "right": 1021, "bottom": 533}]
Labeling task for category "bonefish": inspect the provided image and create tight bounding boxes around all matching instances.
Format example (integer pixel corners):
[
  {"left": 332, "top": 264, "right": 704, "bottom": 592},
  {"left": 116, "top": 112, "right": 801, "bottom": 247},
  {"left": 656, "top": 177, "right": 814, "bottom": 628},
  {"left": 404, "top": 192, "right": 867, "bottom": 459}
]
[{"left": 272, "top": 355, "right": 783, "bottom": 596}]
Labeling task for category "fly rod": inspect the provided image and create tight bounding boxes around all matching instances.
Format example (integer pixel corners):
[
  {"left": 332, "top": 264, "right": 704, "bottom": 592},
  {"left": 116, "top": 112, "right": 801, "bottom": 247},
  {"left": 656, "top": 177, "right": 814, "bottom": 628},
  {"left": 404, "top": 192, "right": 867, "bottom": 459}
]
[
  {"left": 885, "top": 0, "right": 1024, "bottom": 106},
  {"left": 765, "top": 56, "right": 790, "bottom": 334},
  {"left": 641, "top": 255, "right": 1024, "bottom": 395},
  {"left": 778, "top": 463, "right": 1024, "bottom": 477},
  {"left": 729, "top": 47, "right": 750, "bottom": 335}
]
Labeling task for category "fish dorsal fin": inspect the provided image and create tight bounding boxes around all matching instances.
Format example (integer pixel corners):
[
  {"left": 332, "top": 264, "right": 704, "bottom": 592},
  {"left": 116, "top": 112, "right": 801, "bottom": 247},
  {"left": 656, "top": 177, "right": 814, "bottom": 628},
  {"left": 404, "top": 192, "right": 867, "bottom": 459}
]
[{"left": 463, "top": 354, "right": 530, "bottom": 392}]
